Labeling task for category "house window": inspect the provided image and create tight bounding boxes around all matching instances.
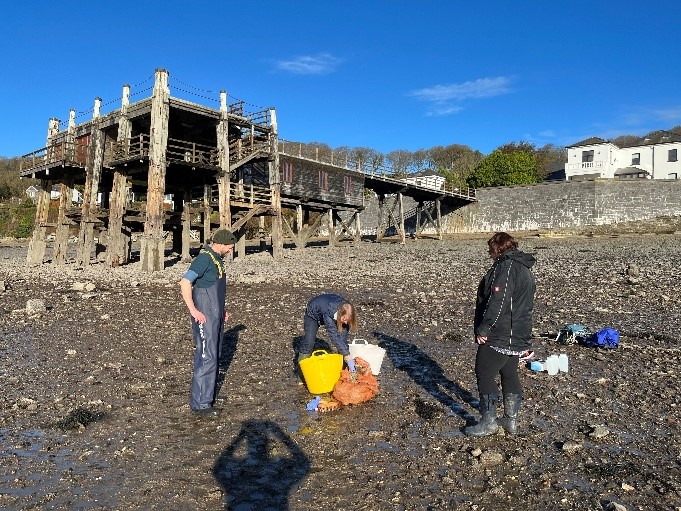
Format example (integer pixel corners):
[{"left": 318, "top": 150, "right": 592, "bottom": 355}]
[
  {"left": 669, "top": 149, "right": 678, "bottom": 162},
  {"left": 581, "top": 150, "right": 594, "bottom": 163},
  {"left": 318, "top": 170, "right": 328, "bottom": 190},
  {"left": 344, "top": 175, "right": 352, "bottom": 195},
  {"left": 631, "top": 153, "right": 640, "bottom": 165},
  {"left": 668, "top": 173, "right": 678, "bottom": 180},
  {"left": 282, "top": 162, "right": 294, "bottom": 183}
]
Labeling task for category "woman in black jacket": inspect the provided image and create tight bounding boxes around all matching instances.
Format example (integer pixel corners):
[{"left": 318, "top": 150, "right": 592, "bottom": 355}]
[
  {"left": 298, "top": 293, "right": 358, "bottom": 372},
  {"left": 465, "top": 232, "right": 536, "bottom": 437}
]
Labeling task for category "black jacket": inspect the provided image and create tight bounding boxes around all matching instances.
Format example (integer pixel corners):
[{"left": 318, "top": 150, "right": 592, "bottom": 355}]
[
  {"left": 474, "top": 248, "right": 536, "bottom": 351},
  {"left": 305, "top": 294, "right": 350, "bottom": 356}
]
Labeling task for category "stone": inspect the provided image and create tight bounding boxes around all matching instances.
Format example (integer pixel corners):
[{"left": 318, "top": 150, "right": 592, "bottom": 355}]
[{"left": 26, "top": 299, "right": 47, "bottom": 315}]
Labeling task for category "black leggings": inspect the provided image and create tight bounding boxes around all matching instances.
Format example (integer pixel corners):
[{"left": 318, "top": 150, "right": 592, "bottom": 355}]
[{"left": 475, "top": 343, "right": 522, "bottom": 396}]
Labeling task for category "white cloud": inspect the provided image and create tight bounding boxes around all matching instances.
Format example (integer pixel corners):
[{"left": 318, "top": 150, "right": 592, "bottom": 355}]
[
  {"left": 410, "top": 76, "right": 512, "bottom": 103},
  {"left": 274, "top": 53, "right": 341, "bottom": 75},
  {"left": 425, "top": 104, "right": 463, "bottom": 117},
  {"left": 409, "top": 76, "right": 512, "bottom": 116},
  {"left": 651, "top": 107, "right": 681, "bottom": 122}
]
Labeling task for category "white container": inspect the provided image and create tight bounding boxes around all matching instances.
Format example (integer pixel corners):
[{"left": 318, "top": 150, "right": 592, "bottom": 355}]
[
  {"left": 546, "top": 355, "right": 559, "bottom": 375},
  {"left": 348, "top": 339, "right": 387, "bottom": 375},
  {"left": 558, "top": 354, "right": 569, "bottom": 373}
]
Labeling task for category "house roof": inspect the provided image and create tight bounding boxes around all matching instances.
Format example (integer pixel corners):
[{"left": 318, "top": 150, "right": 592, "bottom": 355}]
[
  {"left": 636, "top": 130, "right": 681, "bottom": 146},
  {"left": 614, "top": 166, "right": 650, "bottom": 176},
  {"left": 568, "top": 130, "right": 681, "bottom": 150},
  {"left": 566, "top": 137, "right": 608, "bottom": 148}
]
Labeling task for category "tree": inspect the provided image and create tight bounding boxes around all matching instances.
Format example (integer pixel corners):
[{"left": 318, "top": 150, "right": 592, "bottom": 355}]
[
  {"left": 409, "top": 149, "right": 430, "bottom": 173},
  {"left": 350, "top": 146, "right": 375, "bottom": 172},
  {"left": 385, "top": 149, "right": 411, "bottom": 178},
  {"left": 0, "top": 157, "right": 33, "bottom": 201},
  {"left": 0, "top": 182, "right": 11, "bottom": 200},
  {"left": 611, "top": 135, "right": 642, "bottom": 148},
  {"left": 430, "top": 144, "right": 483, "bottom": 187},
  {"left": 534, "top": 144, "right": 566, "bottom": 180},
  {"left": 466, "top": 150, "right": 540, "bottom": 188},
  {"left": 497, "top": 141, "right": 536, "bottom": 155}
]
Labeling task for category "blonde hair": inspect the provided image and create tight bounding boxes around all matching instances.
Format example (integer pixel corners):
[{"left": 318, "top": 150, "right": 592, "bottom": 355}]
[{"left": 337, "top": 303, "right": 357, "bottom": 333}]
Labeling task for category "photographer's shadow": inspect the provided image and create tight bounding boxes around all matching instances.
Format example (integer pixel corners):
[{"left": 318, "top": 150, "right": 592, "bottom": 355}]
[
  {"left": 213, "top": 419, "right": 310, "bottom": 510},
  {"left": 374, "top": 331, "right": 477, "bottom": 422}
]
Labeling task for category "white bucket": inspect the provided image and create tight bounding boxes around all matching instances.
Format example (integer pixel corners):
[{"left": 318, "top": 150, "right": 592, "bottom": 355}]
[{"left": 348, "top": 339, "right": 387, "bottom": 375}]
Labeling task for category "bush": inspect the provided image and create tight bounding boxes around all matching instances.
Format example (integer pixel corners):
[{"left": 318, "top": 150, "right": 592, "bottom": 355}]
[{"left": 0, "top": 202, "right": 36, "bottom": 238}]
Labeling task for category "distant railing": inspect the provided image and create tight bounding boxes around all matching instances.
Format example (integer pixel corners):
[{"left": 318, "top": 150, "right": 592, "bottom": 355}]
[
  {"left": 228, "top": 101, "right": 271, "bottom": 128},
  {"left": 105, "top": 134, "right": 150, "bottom": 164},
  {"left": 565, "top": 161, "right": 606, "bottom": 171},
  {"left": 228, "top": 136, "right": 270, "bottom": 164},
  {"left": 278, "top": 139, "right": 476, "bottom": 200},
  {"left": 167, "top": 138, "right": 219, "bottom": 167},
  {"left": 207, "top": 181, "right": 272, "bottom": 206},
  {"left": 20, "top": 140, "right": 88, "bottom": 174}
]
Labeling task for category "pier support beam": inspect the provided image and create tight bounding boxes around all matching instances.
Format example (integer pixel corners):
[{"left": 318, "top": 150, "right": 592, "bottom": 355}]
[
  {"left": 180, "top": 190, "right": 192, "bottom": 262},
  {"left": 77, "top": 100, "right": 105, "bottom": 266},
  {"left": 106, "top": 84, "right": 132, "bottom": 267},
  {"left": 376, "top": 192, "right": 405, "bottom": 243},
  {"left": 53, "top": 179, "right": 74, "bottom": 264},
  {"left": 26, "top": 181, "right": 50, "bottom": 266},
  {"left": 269, "top": 109, "right": 283, "bottom": 260},
  {"left": 140, "top": 69, "right": 170, "bottom": 272}
]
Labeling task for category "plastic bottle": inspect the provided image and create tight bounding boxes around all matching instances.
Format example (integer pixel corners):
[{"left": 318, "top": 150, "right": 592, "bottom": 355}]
[
  {"left": 546, "top": 355, "right": 559, "bottom": 375},
  {"left": 558, "top": 354, "right": 569, "bottom": 373}
]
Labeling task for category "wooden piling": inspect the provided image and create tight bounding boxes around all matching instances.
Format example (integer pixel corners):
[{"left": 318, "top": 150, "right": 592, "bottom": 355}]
[
  {"left": 106, "top": 84, "right": 132, "bottom": 267},
  {"left": 26, "top": 181, "right": 50, "bottom": 266},
  {"left": 140, "top": 69, "right": 170, "bottom": 272},
  {"left": 53, "top": 179, "right": 74, "bottom": 264},
  {"left": 77, "top": 100, "right": 105, "bottom": 266}
]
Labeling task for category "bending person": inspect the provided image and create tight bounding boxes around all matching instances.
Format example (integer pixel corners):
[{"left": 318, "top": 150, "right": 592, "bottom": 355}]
[{"left": 298, "top": 294, "right": 358, "bottom": 372}]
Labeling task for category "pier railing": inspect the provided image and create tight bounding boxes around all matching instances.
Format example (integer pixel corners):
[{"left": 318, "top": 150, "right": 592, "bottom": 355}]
[{"left": 278, "top": 139, "right": 476, "bottom": 200}]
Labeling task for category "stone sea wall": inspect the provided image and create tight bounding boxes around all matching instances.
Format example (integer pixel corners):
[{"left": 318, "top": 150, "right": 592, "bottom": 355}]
[{"left": 355, "top": 179, "right": 681, "bottom": 234}]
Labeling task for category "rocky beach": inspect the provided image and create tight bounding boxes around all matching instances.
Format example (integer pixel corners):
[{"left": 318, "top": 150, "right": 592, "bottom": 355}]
[{"left": 0, "top": 232, "right": 680, "bottom": 510}]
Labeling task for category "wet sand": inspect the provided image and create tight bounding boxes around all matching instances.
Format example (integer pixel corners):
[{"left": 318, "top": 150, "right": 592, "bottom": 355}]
[{"left": 1, "top": 233, "right": 680, "bottom": 510}]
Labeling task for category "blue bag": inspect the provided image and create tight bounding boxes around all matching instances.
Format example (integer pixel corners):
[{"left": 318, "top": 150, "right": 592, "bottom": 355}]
[{"left": 586, "top": 328, "right": 619, "bottom": 349}]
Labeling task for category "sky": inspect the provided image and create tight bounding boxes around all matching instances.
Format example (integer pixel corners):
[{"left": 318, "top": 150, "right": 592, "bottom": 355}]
[{"left": 2, "top": 0, "right": 681, "bottom": 159}]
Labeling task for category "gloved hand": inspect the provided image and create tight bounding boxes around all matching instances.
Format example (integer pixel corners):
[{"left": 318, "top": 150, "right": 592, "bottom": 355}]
[{"left": 346, "top": 358, "right": 356, "bottom": 373}]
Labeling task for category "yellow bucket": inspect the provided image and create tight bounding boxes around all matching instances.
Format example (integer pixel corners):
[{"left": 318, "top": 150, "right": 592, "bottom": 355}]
[{"left": 299, "top": 350, "right": 343, "bottom": 394}]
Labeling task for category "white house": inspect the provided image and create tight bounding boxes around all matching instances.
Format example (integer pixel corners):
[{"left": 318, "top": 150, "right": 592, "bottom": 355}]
[
  {"left": 565, "top": 131, "right": 681, "bottom": 181},
  {"left": 400, "top": 170, "right": 446, "bottom": 190},
  {"left": 50, "top": 186, "right": 83, "bottom": 203},
  {"left": 25, "top": 185, "right": 40, "bottom": 203}
]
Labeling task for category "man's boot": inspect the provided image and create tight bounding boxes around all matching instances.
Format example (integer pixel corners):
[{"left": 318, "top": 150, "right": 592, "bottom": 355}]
[
  {"left": 498, "top": 393, "right": 522, "bottom": 434},
  {"left": 464, "top": 394, "right": 500, "bottom": 437}
]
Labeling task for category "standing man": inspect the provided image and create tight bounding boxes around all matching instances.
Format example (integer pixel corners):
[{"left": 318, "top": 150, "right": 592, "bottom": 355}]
[{"left": 180, "top": 228, "right": 236, "bottom": 417}]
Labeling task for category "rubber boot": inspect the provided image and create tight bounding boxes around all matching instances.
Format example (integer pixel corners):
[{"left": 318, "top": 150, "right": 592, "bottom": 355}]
[
  {"left": 497, "top": 393, "right": 522, "bottom": 435},
  {"left": 464, "top": 394, "right": 500, "bottom": 437}
]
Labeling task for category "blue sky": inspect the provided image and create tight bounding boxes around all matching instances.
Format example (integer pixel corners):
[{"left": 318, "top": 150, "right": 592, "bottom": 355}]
[{"left": 2, "top": 1, "right": 680, "bottom": 158}]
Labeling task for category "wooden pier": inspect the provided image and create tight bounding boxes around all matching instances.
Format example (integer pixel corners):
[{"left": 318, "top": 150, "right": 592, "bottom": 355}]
[{"left": 20, "top": 68, "right": 476, "bottom": 271}]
